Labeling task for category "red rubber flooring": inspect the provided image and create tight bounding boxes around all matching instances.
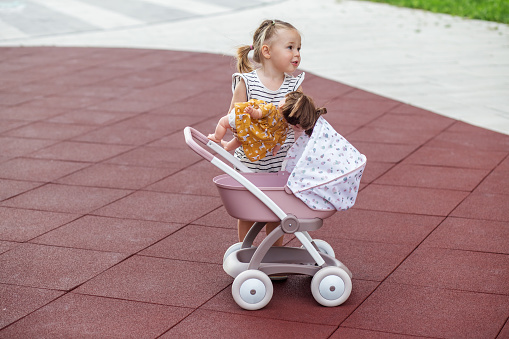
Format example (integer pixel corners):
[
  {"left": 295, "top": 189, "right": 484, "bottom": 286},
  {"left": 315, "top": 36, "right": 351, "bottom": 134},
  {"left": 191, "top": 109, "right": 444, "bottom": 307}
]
[{"left": 1, "top": 47, "right": 508, "bottom": 338}]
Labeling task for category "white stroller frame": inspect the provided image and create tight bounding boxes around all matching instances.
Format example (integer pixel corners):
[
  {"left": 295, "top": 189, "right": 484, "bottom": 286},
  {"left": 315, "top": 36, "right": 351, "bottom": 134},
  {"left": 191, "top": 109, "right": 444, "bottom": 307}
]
[{"left": 184, "top": 126, "right": 356, "bottom": 310}]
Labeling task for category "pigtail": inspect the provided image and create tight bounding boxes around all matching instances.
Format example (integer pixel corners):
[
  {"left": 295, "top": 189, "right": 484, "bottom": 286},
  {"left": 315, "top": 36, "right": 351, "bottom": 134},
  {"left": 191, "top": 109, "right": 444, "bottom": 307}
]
[{"left": 236, "top": 45, "right": 254, "bottom": 73}]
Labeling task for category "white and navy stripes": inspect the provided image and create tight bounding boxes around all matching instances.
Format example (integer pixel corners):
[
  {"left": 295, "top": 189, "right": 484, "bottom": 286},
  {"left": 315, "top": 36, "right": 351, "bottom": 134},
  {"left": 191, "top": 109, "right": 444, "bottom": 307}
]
[
  {"left": 233, "top": 130, "right": 295, "bottom": 173},
  {"left": 232, "top": 71, "right": 305, "bottom": 105},
  {"left": 232, "top": 70, "right": 305, "bottom": 173}
]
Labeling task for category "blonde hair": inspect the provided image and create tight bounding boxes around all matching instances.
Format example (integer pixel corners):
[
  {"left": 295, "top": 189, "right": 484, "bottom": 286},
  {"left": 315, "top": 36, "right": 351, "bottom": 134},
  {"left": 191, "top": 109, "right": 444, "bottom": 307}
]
[
  {"left": 280, "top": 91, "right": 327, "bottom": 136},
  {"left": 236, "top": 19, "right": 298, "bottom": 74}
]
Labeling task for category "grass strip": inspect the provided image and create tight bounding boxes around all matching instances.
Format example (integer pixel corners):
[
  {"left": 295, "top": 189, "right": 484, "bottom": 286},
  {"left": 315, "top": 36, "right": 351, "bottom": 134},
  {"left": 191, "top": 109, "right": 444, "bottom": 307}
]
[{"left": 361, "top": 0, "right": 509, "bottom": 24}]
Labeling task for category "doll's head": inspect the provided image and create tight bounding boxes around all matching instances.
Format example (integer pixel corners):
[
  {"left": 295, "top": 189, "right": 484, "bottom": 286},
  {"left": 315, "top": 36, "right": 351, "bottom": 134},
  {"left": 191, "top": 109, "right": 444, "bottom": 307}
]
[
  {"left": 279, "top": 91, "right": 327, "bottom": 136},
  {"left": 236, "top": 19, "right": 300, "bottom": 73}
]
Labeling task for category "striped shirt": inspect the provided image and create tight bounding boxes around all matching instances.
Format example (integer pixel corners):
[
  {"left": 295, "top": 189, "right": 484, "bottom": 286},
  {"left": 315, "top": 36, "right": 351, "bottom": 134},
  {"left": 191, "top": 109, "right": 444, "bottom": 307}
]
[{"left": 232, "top": 70, "right": 305, "bottom": 173}]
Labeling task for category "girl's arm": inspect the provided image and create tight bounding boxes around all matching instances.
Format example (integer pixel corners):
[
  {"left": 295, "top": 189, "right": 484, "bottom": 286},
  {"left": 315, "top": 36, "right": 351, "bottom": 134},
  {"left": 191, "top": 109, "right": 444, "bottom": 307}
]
[{"left": 229, "top": 78, "right": 248, "bottom": 110}]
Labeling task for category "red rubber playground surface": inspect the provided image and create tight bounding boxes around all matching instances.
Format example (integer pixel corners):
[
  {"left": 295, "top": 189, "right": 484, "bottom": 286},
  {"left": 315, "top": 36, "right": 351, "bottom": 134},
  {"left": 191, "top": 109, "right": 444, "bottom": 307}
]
[{"left": 1, "top": 47, "right": 508, "bottom": 338}]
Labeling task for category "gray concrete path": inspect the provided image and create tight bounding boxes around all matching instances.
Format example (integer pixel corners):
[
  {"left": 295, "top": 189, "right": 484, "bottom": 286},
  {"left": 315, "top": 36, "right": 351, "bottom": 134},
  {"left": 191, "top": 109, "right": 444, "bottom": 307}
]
[{"left": 1, "top": 0, "right": 508, "bottom": 135}]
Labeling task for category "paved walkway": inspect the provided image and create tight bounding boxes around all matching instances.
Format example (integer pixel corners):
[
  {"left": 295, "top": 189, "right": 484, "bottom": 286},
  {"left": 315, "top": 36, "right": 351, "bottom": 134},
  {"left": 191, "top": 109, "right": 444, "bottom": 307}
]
[
  {"left": 1, "top": 1, "right": 509, "bottom": 338},
  {"left": 1, "top": 0, "right": 508, "bottom": 134}
]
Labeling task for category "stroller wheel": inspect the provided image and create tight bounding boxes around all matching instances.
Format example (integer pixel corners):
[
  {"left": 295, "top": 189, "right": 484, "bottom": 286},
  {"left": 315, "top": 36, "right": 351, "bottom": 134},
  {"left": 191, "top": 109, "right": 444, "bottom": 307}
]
[
  {"left": 223, "top": 242, "right": 243, "bottom": 263},
  {"left": 311, "top": 266, "right": 352, "bottom": 307},
  {"left": 301, "top": 239, "right": 335, "bottom": 258},
  {"left": 232, "top": 270, "right": 273, "bottom": 310},
  {"left": 313, "top": 239, "right": 335, "bottom": 258}
]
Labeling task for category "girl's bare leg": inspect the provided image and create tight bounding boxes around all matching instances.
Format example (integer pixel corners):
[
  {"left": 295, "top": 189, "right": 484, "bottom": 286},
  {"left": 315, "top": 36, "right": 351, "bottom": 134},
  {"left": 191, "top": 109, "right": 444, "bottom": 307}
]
[
  {"left": 238, "top": 219, "right": 252, "bottom": 243},
  {"left": 238, "top": 219, "right": 283, "bottom": 246},
  {"left": 266, "top": 222, "right": 284, "bottom": 246}
]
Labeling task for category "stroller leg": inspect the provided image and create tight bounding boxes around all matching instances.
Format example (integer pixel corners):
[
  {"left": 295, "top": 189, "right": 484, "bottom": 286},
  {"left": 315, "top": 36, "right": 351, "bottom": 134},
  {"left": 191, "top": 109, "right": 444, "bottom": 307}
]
[
  {"left": 295, "top": 232, "right": 326, "bottom": 267},
  {"left": 266, "top": 222, "right": 284, "bottom": 246},
  {"left": 242, "top": 222, "right": 266, "bottom": 248},
  {"left": 301, "top": 231, "right": 320, "bottom": 252},
  {"left": 248, "top": 225, "right": 285, "bottom": 270}
]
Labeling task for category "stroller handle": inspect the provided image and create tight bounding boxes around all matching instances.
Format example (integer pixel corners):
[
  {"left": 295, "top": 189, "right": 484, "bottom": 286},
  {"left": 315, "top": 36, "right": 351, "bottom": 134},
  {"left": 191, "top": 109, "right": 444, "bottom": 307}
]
[
  {"left": 183, "top": 126, "right": 289, "bottom": 220},
  {"left": 184, "top": 126, "right": 252, "bottom": 173},
  {"left": 184, "top": 126, "right": 215, "bottom": 162}
]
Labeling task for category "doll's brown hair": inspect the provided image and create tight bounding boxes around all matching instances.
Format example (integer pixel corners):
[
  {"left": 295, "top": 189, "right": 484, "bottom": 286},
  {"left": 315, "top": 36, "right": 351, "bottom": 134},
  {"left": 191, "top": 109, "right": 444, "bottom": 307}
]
[
  {"left": 236, "top": 19, "right": 298, "bottom": 74},
  {"left": 280, "top": 91, "right": 327, "bottom": 136}
]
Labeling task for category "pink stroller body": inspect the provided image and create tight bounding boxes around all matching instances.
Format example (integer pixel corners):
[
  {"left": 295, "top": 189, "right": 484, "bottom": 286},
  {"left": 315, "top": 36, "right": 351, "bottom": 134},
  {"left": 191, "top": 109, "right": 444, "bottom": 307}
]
[
  {"left": 184, "top": 125, "right": 366, "bottom": 310},
  {"left": 214, "top": 171, "right": 335, "bottom": 222}
]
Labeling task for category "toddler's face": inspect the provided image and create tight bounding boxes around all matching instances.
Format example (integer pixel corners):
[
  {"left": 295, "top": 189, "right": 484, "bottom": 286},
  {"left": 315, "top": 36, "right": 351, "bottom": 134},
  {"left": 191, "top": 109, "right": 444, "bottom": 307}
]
[{"left": 268, "top": 28, "right": 301, "bottom": 74}]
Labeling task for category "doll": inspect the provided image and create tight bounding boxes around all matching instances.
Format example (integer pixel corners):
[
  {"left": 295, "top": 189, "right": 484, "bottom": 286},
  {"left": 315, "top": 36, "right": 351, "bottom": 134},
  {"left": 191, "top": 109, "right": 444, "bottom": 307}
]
[{"left": 208, "top": 98, "right": 288, "bottom": 161}]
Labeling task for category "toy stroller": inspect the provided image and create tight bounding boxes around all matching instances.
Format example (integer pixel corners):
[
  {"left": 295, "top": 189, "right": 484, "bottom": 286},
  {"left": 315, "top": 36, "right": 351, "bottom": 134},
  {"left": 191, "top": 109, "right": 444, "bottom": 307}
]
[{"left": 184, "top": 117, "right": 366, "bottom": 310}]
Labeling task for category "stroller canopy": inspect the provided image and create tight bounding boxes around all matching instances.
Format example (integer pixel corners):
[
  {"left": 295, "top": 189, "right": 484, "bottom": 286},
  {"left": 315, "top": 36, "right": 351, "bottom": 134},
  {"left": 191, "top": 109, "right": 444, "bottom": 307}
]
[{"left": 284, "top": 117, "right": 366, "bottom": 211}]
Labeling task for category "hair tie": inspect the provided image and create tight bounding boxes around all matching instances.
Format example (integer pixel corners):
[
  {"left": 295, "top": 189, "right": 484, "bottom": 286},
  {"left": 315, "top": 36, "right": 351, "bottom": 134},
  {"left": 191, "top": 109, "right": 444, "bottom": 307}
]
[
  {"left": 250, "top": 45, "right": 254, "bottom": 50},
  {"left": 272, "top": 20, "right": 276, "bottom": 26}
]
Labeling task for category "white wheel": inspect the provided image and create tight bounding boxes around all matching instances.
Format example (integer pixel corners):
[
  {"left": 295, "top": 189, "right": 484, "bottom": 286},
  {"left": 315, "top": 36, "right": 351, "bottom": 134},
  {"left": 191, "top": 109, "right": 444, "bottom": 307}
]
[
  {"left": 223, "top": 242, "right": 243, "bottom": 263},
  {"left": 311, "top": 266, "right": 352, "bottom": 307},
  {"left": 313, "top": 239, "right": 335, "bottom": 258},
  {"left": 232, "top": 270, "right": 273, "bottom": 310},
  {"left": 301, "top": 239, "right": 335, "bottom": 258}
]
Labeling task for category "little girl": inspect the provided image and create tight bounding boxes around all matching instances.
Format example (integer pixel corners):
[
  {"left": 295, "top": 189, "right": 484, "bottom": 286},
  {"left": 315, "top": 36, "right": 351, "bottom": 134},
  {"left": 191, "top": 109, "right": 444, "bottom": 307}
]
[
  {"left": 229, "top": 19, "right": 304, "bottom": 248},
  {"left": 208, "top": 99, "right": 288, "bottom": 161}
]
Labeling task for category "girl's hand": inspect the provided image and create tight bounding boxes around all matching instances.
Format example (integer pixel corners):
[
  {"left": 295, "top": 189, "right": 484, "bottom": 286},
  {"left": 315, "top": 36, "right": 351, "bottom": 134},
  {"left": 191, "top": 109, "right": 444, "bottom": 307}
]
[{"left": 272, "top": 144, "right": 282, "bottom": 156}]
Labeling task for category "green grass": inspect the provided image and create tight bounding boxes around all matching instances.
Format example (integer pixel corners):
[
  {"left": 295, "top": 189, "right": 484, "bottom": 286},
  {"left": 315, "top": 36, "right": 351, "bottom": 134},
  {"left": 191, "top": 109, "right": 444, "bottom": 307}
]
[{"left": 362, "top": 0, "right": 509, "bottom": 24}]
